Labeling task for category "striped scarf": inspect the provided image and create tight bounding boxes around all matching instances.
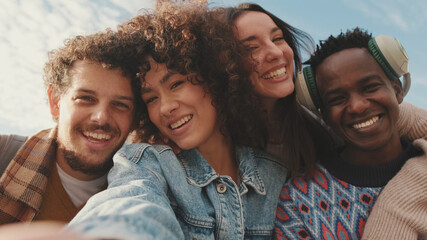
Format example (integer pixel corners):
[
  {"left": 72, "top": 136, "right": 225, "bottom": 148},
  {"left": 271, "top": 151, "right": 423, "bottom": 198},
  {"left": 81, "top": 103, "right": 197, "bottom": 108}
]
[{"left": 0, "top": 128, "right": 57, "bottom": 224}]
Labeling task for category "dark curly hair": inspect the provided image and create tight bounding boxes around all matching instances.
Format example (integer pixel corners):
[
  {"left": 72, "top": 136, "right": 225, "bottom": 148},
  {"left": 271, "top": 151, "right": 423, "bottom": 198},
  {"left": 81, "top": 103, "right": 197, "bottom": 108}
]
[
  {"left": 43, "top": 29, "right": 145, "bottom": 125},
  {"left": 309, "top": 27, "right": 373, "bottom": 75},
  {"left": 119, "top": 2, "right": 267, "bottom": 148},
  {"left": 223, "top": 3, "right": 333, "bottom": 178}
]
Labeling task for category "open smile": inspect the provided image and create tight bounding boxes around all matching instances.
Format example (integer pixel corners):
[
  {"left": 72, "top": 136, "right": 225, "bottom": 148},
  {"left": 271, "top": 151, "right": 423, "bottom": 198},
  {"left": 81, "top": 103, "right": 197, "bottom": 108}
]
[
  {"left": 83, "top": 131, "right": 112, "bottom": 142},
  {"left": 169, "top": 115, "right": 193, "bottom": 130},
  {"left": 351, "top": 115, "right": 380, "bottom": 129},
  {"left": 261, "top": 67, "right": 286, "bottom": 80}
]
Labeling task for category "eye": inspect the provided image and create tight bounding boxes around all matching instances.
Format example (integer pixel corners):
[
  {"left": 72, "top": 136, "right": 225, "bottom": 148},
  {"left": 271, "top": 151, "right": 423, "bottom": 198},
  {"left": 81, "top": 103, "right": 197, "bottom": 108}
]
[
  {"left": 74, "top": 95, "right": 95, "bottom": 103},
  {"left": 113, "top": 101, "right": 132, "bottom": 111},
  {"left": 143, "top": 96, "right": 157, "bottom": 105},
  {"left": 170, "top": 80, "right": 184, "bottom": 89},
  {"left": 273, "top": 36, "right": 285, "bottom": 42},
  {"left": 325, "top": 95, "right": 346, "bottom": 106},
  {"left": 244, "top": 44, "right": 258, "bottom": 52},
  {"left": 363, "top": 83, "right": 381, "bottom": 93}
]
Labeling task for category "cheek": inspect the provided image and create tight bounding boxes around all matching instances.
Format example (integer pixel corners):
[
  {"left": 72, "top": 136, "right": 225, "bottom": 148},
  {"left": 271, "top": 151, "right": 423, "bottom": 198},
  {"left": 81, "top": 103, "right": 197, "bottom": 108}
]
[
  {"left": 199, "top": 97, "right": 217, "bottom": 122},
  {"left": 147, "top": 107, "right": 161, "bottom": 128},
  {"left": 244, "top": 53, "right": 261, "bottom": 74},
  {"left": 323, "top": 108, "right": 340, "bottom": 127},
  {"left": 285, "top": 45, "right": 294, "bottom": 58},
  {"left": 250, "top": 72, "right": 261, "bottom": 87},
  {"left": 59, "top": 106, "right": 80, "bottom": 124},
  {"left": 118, "top": 113, "right": 134, "bottom": 131}
]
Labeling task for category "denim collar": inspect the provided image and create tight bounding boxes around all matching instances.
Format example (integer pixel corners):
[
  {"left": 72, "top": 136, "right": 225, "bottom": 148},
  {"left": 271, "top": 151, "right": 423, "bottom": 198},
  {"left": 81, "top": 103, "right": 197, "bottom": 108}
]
[{"left": 177, "top": 146, "right": 266, "bottom": 195}]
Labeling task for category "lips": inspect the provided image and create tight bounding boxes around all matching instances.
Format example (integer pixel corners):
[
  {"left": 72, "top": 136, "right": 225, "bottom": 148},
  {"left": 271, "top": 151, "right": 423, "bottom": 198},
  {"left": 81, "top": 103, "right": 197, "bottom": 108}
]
[
  {"left": 261, "top": 67, "right": 286, "bottom": 80},
  {"left": 170, "top": 115, "right": 193, "bottom": 129},
  {"left": 352, "top": 115, "right": 379, "bottom": 129}
]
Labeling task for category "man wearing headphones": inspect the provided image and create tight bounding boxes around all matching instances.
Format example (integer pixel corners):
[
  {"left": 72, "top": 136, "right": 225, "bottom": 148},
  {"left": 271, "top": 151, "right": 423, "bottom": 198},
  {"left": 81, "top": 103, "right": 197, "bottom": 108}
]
[{"left": 274, "top": 28, "right": 427, "bottom": 240}]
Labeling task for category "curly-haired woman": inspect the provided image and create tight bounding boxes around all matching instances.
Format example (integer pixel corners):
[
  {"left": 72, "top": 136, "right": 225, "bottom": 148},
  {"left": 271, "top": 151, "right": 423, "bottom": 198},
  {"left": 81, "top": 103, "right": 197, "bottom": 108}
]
[{"left": 66, "top": 2, "right": 286, "bottom": 239}]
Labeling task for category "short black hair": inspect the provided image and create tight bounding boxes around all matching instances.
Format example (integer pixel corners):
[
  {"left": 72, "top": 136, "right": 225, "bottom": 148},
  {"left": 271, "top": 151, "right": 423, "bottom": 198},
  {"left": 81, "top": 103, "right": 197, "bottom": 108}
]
[{"left": 309, "top": 27, "right": 372, "bottom": 74}]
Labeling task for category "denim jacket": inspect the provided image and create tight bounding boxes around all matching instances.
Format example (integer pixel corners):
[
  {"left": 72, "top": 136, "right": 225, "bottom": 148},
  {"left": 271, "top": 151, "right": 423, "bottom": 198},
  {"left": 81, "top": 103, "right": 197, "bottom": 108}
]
[{"left": 68, "top": 143, "right": 287, "bottom": 240}]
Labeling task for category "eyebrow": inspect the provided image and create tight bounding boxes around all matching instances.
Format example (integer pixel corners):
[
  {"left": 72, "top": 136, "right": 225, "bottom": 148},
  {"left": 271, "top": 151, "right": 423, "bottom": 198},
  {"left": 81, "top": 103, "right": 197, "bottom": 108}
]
[
  {"left": 240, "top": 27, "right": 282, "bottom": 43},
  {"left": 77, "top": 88, "right": 134, "bottom": 102},
  {"left": 141, "top": 71, "right": 175, "bottom": 94}
]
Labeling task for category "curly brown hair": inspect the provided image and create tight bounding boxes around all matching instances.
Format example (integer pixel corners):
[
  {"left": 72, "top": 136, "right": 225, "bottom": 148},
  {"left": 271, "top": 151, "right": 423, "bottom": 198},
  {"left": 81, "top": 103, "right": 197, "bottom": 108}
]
[
  {"left": 43, "top": 29, "right": 145, "bottom": 124},
  {"left": 119, "top": 2, "right": 267, "bottom": 148}
]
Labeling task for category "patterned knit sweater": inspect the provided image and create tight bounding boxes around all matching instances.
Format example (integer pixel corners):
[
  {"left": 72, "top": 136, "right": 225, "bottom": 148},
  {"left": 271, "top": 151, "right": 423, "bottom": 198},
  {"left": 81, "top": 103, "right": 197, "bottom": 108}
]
[{"left": 274, "top": 141, "right": 421, "bottom": 240}]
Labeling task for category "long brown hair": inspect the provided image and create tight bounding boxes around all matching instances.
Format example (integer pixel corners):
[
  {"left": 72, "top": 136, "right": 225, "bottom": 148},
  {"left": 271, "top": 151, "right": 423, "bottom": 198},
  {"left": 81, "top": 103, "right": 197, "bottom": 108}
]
[{"left": 224, "top": 3, "right": 334, "bottom": 178}]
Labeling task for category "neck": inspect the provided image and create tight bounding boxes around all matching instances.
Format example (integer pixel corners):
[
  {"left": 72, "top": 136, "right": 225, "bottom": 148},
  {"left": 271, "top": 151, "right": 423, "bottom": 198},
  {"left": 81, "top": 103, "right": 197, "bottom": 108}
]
[
  {"left": 340, "top": 135, "right": 403, "bottom": 167},
  {"left": 197, "top": 133, "right": 238, "bottom": 183},
  {"left": 265, "top": 102, "right": 283, "bottom": 144},
  {"left": 262, "top": 97, "right": 277, "bottom": 117}
]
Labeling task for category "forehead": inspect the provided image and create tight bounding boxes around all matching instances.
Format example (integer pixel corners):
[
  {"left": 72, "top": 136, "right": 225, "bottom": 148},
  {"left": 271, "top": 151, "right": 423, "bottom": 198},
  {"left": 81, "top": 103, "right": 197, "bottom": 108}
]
[
  {"left": 142, "top": 58, "right": 170, "bottom": 87},
  {"left": 68, "top": 61, "right": 133, "bottom": 95},
  {"left": 234, "top": 11, "right": 278, "bottom": 39},
  {"left": 316, "top": 48, "right": 386, "bottom": 90},
  {"left": 145, "top": 58, "right": 167, "bottom": 78}
]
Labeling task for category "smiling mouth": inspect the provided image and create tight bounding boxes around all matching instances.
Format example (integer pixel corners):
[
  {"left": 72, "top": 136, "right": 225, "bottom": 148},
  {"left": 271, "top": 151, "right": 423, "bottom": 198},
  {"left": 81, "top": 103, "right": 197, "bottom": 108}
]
[
  {"left": 261, "top": 67, "right": 286, "bottom": 80},
  {"left": 352, "top": 116, "right": 379, "bottom": 129},
  {"left": 170, "top": 115, "right": 193, "bottom": 129},
  {"left": 83, "top": 131, "right": 112, "bottom": 141}
]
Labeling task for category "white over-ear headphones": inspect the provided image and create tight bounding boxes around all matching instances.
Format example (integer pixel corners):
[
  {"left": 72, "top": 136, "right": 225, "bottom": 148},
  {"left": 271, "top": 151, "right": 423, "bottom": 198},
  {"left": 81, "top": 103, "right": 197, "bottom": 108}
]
[{"left": 295, "top": 35, "right": 411, "bottom": 113}]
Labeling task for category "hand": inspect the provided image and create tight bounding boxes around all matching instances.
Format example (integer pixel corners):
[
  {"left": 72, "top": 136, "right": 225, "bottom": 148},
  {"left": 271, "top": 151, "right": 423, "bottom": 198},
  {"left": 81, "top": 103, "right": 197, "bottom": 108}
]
[{"left": 0, "top": 221, "right": 98, "bottom": 240}]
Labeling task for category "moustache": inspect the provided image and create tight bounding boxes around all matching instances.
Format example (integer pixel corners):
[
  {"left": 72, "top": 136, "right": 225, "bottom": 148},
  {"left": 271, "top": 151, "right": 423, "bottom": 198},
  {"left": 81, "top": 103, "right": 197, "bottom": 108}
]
[{"left": 80, "top": 124, "right": 119, "bottom": 136}]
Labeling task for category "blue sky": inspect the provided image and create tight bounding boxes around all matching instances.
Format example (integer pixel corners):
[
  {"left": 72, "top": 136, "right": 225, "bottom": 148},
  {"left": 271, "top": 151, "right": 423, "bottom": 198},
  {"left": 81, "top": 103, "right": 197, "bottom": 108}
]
[{"left": 0, "top": 0, "right": 425, "bottom": 135}]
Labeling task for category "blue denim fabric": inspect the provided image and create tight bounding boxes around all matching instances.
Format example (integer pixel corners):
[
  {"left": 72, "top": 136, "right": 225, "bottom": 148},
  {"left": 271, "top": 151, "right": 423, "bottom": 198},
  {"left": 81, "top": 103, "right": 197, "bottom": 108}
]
[{"left": 68, "top": 143, "right": 287, "bottom": 240}]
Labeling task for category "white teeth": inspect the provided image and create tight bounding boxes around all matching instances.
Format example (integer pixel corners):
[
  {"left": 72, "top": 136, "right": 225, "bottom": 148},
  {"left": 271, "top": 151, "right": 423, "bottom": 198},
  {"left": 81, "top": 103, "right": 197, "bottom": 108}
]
[
  {"left": 170, "top": 115, "right": 192, "bottom": 129},
  {"left": 83, "top": 131, "right": 111, "bottom": 140},
  {"left": 352, "top": 116, "right": 379, "bottom": 129},
  {"left": 262, "top": 67, "right": 286, "bottom": 79}
]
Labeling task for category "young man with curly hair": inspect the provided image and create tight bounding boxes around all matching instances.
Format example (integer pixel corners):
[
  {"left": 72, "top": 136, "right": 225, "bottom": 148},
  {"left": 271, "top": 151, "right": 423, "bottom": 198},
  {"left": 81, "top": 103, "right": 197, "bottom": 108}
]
[
  {"left": 274, "top": 28, "right": 427, "bottom": 240},
  {"left": 0, "top": 29, "right": 144, "bottom": 224}
]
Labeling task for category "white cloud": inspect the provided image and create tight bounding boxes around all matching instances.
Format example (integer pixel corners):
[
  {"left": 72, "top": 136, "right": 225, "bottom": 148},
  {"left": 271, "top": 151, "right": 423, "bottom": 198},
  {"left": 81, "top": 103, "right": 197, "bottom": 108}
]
[
  {"left": 0, "top": 0, "right": 155, "bottom": 135},
  {"left": 343, "top": 0, "right": 427, "bottom": 32}
]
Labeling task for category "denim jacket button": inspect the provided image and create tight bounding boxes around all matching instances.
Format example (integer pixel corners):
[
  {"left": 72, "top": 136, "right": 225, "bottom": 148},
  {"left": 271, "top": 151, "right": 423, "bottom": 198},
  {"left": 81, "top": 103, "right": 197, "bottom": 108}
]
[{"left": 217, "top": 183, "right": 227, "bottom": 193}]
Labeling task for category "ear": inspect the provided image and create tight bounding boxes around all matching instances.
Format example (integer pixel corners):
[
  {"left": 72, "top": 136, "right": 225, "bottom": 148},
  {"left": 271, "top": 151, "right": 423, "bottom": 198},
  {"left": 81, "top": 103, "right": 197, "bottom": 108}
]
[
  {"left": 392, "top": 79, "right": 404, "bottom": 104},
  {"left": 47, "top": 86, "right": 60, "bottom": 118}
]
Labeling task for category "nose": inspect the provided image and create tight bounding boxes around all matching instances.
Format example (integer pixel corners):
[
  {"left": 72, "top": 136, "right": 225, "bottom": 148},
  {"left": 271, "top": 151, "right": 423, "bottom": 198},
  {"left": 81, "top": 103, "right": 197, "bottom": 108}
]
[
  {"left": 91, "top": 104, "right": 110, "bottom": 125},
  {"left": 160, "top": 96, "right": 179, "bottom": 116},
  {"left": 347, "top": 94, "right": 369, "bottom": 114},
  {"left": 265, "top": 41, "right": 283, "bottom": 62}
]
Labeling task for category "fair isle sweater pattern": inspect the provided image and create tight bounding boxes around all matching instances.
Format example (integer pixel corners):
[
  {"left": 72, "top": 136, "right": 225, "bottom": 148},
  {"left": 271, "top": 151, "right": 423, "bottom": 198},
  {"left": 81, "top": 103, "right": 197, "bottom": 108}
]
[{"left": 275, "top": 165, "right": 382, "bottom": 240}]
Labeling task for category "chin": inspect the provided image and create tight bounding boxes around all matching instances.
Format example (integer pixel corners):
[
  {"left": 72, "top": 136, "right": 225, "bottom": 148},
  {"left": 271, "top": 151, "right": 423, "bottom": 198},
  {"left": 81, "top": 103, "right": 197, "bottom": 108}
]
[{"left": 174, "top": 140, "right": 198, "bottom": 151}]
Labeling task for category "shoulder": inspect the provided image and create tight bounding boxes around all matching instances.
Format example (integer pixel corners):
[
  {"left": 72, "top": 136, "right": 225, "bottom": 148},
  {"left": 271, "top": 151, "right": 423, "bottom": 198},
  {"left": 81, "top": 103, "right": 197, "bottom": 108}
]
[
  {"left": 413, "top": 138, "right": 427, "bottom": 152},
  {"left": 398, "top": 138, "right": 427, "bottom": 177},
  {"left": 239, "top": 147, "right": 288, "bottom": 182},
  {"left": 109, "top": 143, "right": 178, "bottom": 187},
  {"left": 115, "top": 143, "right": 176, "bottom": 167},
  {"left": 243, "top": 146, "right": 286, "bottom": 168}
]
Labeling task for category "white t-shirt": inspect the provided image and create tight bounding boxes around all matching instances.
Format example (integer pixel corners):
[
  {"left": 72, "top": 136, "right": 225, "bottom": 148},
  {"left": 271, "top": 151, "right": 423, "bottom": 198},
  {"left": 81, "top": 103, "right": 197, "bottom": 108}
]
[{"left": 56, "top": 163, "right": 107, "bottom": 207}]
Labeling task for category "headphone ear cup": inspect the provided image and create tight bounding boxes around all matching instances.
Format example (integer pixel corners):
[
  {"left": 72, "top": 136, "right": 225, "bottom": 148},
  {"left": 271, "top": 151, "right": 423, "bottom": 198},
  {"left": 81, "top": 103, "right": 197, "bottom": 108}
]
[
  {"left": 368, "top": 35, "right": 411, "bottom": 96},
  {"left": 295, "top": 66, "right": 321, "bottom": 112}
]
